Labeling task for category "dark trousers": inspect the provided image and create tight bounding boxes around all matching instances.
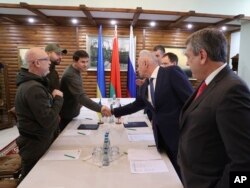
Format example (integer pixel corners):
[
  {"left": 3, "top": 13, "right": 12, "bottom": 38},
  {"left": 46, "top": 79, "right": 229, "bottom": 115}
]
[
  {"left": 167, "top": 150, "right": 182, "bottom": 181},
  {"left": 59, "top": 118, "right": 72, "bottom": 131},
  {"left": 157, "top": 133, "right": 182, "bottom": 181},
  {"left": 18, "top": 158, "right": 38, "bottom": 184}
]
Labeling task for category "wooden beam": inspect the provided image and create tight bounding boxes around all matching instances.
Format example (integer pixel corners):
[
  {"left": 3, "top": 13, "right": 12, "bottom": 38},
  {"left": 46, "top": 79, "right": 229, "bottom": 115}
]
[
  {"left": 1, "top": 16, "right": 17, "bottom": 23},
  {"left": 168, "top": 11, "right": 195, "bottom": 28},
  {"left": 131, "top": 7, "right": 142, "bottom": 27},
  {"left": 212, "top": 14, "right": 244, "bottom": 27},
  {"left": 19, "top": 2, "right": 58, "bottom": 25},
  {"left": 79, "top": 4, "right": 96, "bottom": 26}
]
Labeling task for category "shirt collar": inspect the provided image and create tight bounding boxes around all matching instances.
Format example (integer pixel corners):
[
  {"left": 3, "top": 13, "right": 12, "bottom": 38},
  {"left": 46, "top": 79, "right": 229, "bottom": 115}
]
[
  {"left": 150, "top": 66, "right": 160, "bottom": 79},
  {"left": 205, "top": 63, "right": 227, "bottom": 85}
]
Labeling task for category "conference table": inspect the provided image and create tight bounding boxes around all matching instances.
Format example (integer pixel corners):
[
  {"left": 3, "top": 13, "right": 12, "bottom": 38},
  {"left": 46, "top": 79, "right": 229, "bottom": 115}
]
[{"left": 18, "top": 98, "right": 183, "bottom": 188}]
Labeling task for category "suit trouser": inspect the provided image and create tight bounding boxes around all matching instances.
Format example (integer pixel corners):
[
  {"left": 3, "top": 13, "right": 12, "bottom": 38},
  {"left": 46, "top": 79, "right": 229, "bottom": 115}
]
[{"left": 167, "top": 150, "right": 182, "bottom": 181}]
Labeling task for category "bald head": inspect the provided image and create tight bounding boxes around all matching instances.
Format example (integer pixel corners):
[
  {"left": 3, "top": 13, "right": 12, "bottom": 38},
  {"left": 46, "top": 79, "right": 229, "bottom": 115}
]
[
  {"left": 25, "top": 47, "right": 50, "bottom": 77},
  {"left": 137, "top": 50, "right": 159, "bottom": 78}
]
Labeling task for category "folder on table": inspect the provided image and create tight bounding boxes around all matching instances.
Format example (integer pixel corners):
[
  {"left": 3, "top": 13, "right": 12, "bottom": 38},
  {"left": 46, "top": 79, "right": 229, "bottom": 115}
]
[
  {"left": 124, "top": 121, "right": 148, "bottom": 128},
  {"left": 77, "top": 124, "right": 99, "bottom": 130}
]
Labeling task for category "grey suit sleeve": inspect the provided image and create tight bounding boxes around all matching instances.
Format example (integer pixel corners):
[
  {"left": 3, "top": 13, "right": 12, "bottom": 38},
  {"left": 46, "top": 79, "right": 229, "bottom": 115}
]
[{"left": 215, "top": 83, "right": 250, "bottom": 187}]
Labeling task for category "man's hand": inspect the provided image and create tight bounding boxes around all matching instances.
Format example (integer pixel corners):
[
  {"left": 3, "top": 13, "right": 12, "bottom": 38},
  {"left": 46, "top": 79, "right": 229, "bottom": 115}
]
[
  {"left": 101, "top": 105, "right": 112, "bottom": 117},
  {"left": 52, "top": 89, "right": 63, "bottom": 98}
]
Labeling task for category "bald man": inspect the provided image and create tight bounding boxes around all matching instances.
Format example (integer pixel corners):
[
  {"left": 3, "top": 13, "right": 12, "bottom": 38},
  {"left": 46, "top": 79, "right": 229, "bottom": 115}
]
[
  {"left": 15, "top": 47, "right": 64, "bottom": 181},
  {"left": 112, "top": 50, "right": 193, "bottom": 179}
]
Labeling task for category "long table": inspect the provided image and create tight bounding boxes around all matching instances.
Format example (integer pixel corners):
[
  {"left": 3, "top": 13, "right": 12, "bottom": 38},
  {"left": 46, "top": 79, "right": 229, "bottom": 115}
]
[{"left": 18, "top": 98, "right": 183, "bottom": 188}]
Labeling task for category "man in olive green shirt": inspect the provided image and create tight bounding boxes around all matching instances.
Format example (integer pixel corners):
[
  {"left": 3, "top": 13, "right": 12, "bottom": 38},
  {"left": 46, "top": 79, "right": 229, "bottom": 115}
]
[{"left": 60, "top": 50, "right": 111, "bottom": 131}]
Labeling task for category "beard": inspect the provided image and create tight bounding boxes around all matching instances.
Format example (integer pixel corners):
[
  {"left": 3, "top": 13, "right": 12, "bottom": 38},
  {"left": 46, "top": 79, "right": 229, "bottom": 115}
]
[{"left": 51, "top": 59, "right": 61, "bottom": 65}]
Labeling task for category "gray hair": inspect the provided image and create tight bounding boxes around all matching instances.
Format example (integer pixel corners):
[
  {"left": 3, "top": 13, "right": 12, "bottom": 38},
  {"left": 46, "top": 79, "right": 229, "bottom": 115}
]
[
  {"left": 186, "top": 28, "right": 227, "bottom": 63},
  {"left": 139, "top": 50, "right": 159, "bottom": 65}
]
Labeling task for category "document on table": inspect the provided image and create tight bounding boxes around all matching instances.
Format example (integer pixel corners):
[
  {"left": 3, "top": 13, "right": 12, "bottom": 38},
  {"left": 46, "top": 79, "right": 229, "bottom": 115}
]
[
  {"left": 126, "top": 127, "right": 152, "bottom": 134},
  {"left": 128, "top": 148, "right": 168, "bottom": 173},
  {"left": 127, "top": 134, "right": 154, "bottom": 142},
  {"left": 128, "top": 148, "right": 162, "bottom": 160},
  {"left": 61, "top": 130, "right": 91, "bottom": 136},
  {"left": 42, "top": 150, "right": 81, "bottom": 160},
  {"left": 130, "top": 160, "right": 168, "bottom": 173}
]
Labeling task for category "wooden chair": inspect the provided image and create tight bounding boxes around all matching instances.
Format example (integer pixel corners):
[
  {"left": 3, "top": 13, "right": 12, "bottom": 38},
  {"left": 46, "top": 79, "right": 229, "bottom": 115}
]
[
  {"left": 0, "top": 179, "right": 17, "bottom": 188},
  {"left": 0, "top": 154, "right": 21, "bottom": 188}
]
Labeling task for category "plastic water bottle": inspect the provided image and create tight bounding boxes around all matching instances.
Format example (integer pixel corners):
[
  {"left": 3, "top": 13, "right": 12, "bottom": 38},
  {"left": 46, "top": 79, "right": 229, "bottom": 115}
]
[
  {"left": 98, "top": 98, "right": 103, "bottom": 124},
  {"left": 112, "top": 94, "right": 116, "bottom": 104},
  {"left": 102, "top": 132, "right": 110, "bottom": 166}
]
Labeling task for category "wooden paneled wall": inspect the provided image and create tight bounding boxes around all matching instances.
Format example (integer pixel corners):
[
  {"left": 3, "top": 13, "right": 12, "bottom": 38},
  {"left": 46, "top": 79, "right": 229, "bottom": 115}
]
[{"left": 0, "top": 24, "right": 192, "bottom": 106}]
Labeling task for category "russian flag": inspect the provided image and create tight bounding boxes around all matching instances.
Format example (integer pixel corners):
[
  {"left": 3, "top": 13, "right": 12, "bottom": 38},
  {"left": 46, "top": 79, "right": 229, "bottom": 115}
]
[
  {"left": 96, "top": 25, "right": 106, "bottom": 98},
  {"left": 127, "top": 25, "right": 136, "bottom": 97}
]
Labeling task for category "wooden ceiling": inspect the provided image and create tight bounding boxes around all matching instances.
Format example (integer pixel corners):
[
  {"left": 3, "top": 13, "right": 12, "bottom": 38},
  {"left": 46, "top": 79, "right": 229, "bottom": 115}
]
[{"left": 0, "top": 3, "right": 248, "bottom": 32}]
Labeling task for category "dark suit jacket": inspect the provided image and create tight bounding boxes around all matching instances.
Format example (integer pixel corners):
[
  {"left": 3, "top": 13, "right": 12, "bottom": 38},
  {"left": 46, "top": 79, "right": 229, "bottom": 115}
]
[
  {"left": 178, "top": 66, "right": 250, "bottom": 188},
  {"left": 114, "top": 66, "right": 193, "bottom": 154}
]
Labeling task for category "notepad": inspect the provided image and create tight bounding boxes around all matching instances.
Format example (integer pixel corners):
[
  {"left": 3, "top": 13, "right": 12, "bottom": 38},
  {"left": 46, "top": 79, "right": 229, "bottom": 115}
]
[
  {"left": 77, "top": 124, "right": 99, "bottom": 130},
  {"left": 124, "top": 121, "right": 148, "bottom": 128}
]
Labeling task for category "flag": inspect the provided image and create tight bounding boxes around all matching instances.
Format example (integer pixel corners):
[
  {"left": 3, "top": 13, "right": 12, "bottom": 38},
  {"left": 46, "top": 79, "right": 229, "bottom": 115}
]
[
  {"left": 109, "top": 25, "right": 121, "bottom": 98},
  {"left": 127, "top": 25, "right": 136, "bottom": 97},
  {"left": 96, "top": 25, "right": 106, "bottom": 98}
]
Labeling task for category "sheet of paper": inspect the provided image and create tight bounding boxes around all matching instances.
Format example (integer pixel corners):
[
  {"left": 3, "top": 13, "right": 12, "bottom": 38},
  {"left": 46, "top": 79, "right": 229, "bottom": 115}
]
[
  {"left": 126, "top": 115, "right": 148, "bottom": 123},
  {"left": 126, "top": 127, "right": 152, "bottom": 134},
  {"left": 130, "top": 160, "right": 169, "bottom": 173},
  {"left": 128, "top": 134, "right": 154, "bottom": 142},
  {"left": 42, "top": 150, "right": 81, "bottom": 160},
  {"left": 128, "top": 148, "right": 162, "bottom": 161},
  {"left": 61, "top": 130, "right": 91, "bottom": 136}
]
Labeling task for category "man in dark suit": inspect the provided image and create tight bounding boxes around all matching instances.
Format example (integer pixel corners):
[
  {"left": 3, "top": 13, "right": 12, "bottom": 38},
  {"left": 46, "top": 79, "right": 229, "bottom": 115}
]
[
  {"left": 178, "top": 28, "right": 250, "bottom": 188},
  {"left": 112, "top": 50, "right": 193, "bottom": 178}
]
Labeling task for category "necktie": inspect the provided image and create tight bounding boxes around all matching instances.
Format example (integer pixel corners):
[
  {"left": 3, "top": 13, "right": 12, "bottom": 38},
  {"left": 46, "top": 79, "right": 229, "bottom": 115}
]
[
  {"left": 149, "top": 78, "right": 155, "bottom": 106},
  {"left": 195, "top": 81, "right": 207, "bottom": 99}
]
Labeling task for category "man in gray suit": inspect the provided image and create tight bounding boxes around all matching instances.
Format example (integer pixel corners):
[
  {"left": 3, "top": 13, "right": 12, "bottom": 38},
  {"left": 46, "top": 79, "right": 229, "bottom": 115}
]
[{"left": 178, "top": 28, "right": 250, "bottom": 188}]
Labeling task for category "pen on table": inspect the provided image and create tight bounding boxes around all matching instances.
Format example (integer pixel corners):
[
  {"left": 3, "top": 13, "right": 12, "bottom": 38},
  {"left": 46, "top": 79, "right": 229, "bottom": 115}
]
[
  {"left": 77, "top": 132, "right": 86, "bottom": 135},
  {"left": 64, "top": 154, "right": 76, "bottom": 159},
  {"left": 127, "top": 128, "right": 136, "bottom": 131},
  {"left": 148, "top": 145, "right": 156, "bottom": 147},
  {"left": 85, "top": 118, "right": 93, "bottom": 120}
]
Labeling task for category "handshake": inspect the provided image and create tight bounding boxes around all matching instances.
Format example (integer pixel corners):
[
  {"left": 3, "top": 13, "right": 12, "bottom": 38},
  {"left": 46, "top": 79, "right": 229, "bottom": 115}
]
[{"left": 100, "top": 105, "right": 113, "bottom": 117}]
